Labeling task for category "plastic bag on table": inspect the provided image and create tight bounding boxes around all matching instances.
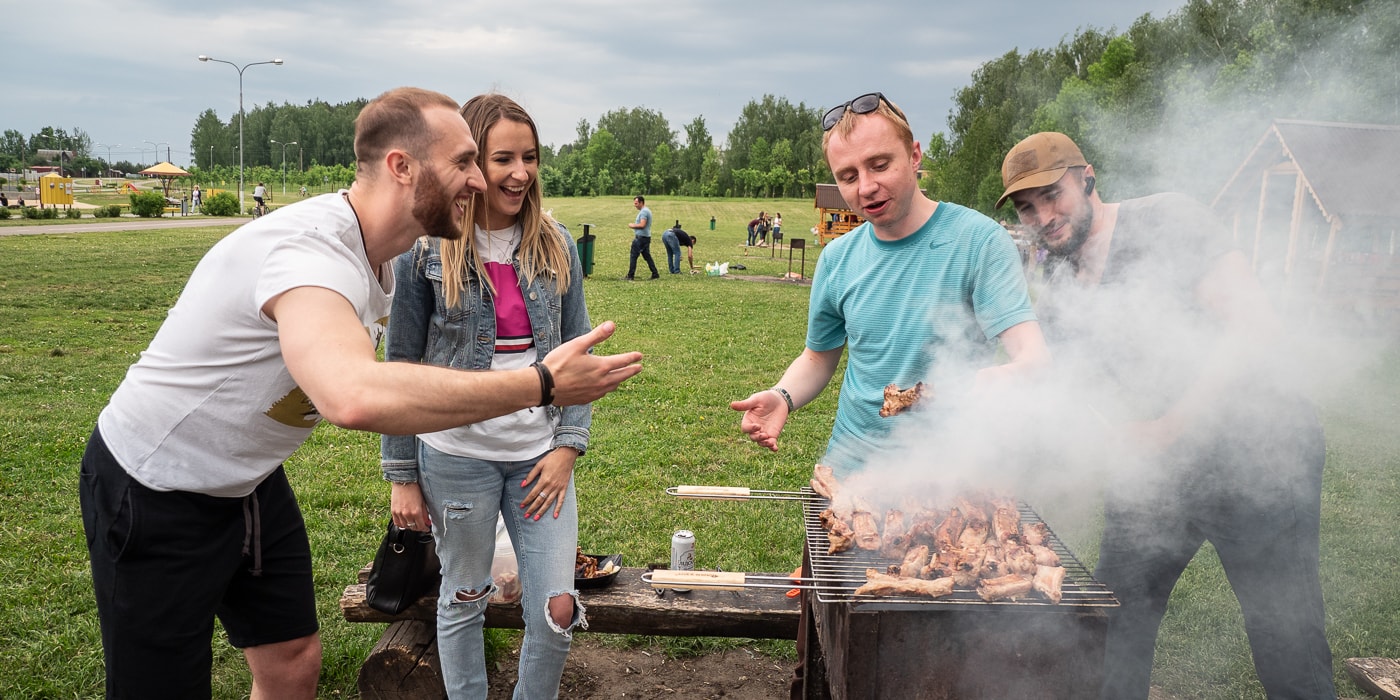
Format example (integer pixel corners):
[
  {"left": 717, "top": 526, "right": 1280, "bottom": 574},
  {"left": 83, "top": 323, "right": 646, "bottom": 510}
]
[{"left": 488, "top": 514, "right": 521, "bottom": 605}]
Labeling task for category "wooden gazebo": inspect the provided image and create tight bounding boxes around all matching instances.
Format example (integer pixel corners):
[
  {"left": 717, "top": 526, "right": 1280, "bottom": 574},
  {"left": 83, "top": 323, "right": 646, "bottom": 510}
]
[
  {"left": 814, "top": 183, "right": 864, "bottom": 246},
  {"left": 1212, "top": 119, "right": 1400, "bottom": 323}
]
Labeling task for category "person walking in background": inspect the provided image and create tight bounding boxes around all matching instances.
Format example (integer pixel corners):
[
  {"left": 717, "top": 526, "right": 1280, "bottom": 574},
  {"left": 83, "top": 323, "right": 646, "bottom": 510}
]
[
  {"left": 384, "top": 93, "right": 594, "bottom": 700},
  {"left": 772, "top": 212, "right": 783, "bottom": 245},
  {"left": 661, "top": 219, "right": 683, "bottom": 274},
  {"left": 625, "top": 195, "right": 659, "bottom": 280},
  {"left": 191, "top": 185, "right": 202, "bottom": 210},
  {"left": 747, "top": 211, "right": 766, "bottom": 247},
  {"left": 77, "top": 87, "right": 643, "bottom": 700},
  {"left": 1000, "top": 131, "right": 1335, "bottom": 700}
]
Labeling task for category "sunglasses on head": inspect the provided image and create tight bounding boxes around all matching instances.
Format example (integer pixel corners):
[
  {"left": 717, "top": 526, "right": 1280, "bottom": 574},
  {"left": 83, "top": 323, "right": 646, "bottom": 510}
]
[{"left": 822, "top": 92, "right": 889, "bottom": 131}]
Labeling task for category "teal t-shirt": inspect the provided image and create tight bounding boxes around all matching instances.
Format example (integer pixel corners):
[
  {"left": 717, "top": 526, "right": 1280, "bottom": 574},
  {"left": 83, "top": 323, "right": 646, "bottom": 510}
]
[
  {"left": 634, "top": 206, "right": 653, "bottom": 237},
  {"left": 806, "top": 201, "right": 1035, "bottom": 474}
]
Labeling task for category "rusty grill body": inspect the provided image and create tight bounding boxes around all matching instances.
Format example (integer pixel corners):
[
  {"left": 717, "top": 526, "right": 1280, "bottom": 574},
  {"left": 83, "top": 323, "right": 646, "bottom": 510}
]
[{"left": 798, "top": 490, "right": 1118, "bottom": 700}]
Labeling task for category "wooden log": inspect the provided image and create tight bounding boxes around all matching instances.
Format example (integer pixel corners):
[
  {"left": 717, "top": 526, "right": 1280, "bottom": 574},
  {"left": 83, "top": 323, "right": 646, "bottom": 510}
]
[
  {"left": 357, "top": 619, "right": 446, "bottom": 700},
  {"left": 341, "top": 565, "right": 799, "bottom": 640},
  {"left": 1345, "top": 657, "right": 1400, "bottom": 700}
]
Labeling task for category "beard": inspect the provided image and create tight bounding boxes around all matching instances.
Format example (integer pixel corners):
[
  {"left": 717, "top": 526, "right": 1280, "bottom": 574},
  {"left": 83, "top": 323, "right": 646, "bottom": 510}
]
[
  {"left": 412, "top": 166, "right": 463, "bottom": 240},
  {"left": 1040, "top": 195, "right": 1094, "bottom": 262}
]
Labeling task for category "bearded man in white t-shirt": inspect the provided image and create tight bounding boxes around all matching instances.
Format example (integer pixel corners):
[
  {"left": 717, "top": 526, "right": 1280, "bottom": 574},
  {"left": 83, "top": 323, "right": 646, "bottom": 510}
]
[{"left": 78, "top": 87, "right": 643, "bottom": 700}]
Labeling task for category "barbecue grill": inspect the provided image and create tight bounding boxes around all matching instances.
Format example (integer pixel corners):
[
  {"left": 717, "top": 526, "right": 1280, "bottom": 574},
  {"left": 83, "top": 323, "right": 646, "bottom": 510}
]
[{"left": 662, "top": 484, "right": 1119, "bottom": 699}]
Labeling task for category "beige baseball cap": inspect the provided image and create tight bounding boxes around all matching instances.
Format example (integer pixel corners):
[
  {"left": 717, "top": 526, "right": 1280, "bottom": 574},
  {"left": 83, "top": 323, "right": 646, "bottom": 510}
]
[{"left": 997, "top": 132, "right": 1088, "bottom": 208}]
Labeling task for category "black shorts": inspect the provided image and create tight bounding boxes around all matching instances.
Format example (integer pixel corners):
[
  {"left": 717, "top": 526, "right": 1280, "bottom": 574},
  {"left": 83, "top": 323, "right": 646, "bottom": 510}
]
[{"left": 79, "top": 427, "right": 318, "bottom": 698}]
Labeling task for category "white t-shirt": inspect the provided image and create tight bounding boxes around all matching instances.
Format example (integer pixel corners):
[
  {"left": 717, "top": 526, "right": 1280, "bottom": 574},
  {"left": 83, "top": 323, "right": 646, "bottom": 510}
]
[
  {"left": 418, "top": 224, "right": 553, "bottom": 461},
  {"left": 98, "top": 192, "right": 393, "bottom": 497}
]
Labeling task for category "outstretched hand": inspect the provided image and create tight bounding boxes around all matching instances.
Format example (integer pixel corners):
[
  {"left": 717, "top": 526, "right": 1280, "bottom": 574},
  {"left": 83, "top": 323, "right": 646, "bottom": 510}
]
[
  {"left": 541, "top": 321, "right": 643, "bottom": 406},
  {"left": 730, "top": 390, "right": 789, "bottom": 452}
]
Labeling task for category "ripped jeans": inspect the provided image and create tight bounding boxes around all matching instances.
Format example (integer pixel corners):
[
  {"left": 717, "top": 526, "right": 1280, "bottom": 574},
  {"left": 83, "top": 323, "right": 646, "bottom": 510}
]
[{"left": 417, "top": 442, "right": 583, "bottom": 699}]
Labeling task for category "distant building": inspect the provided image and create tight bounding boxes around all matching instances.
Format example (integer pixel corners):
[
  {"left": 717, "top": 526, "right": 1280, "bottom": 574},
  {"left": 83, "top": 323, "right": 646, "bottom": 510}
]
[
  {"left": 1213, "top": 119, "right": 1400, "bottom": 326},
  {"left": 814, "top": 183, "right": 864, "bottom": 246}
]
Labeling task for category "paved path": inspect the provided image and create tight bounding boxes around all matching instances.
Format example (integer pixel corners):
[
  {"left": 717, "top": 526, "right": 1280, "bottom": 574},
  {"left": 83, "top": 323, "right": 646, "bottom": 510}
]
[{"left": 0, "top": 217, "right": 247, "bottom": 237}]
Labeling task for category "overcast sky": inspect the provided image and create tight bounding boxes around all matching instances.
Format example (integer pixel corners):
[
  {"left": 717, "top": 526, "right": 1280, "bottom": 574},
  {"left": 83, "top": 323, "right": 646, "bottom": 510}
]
[{"left": 7, "top": 0, "right": 1185, "bottom": 168}]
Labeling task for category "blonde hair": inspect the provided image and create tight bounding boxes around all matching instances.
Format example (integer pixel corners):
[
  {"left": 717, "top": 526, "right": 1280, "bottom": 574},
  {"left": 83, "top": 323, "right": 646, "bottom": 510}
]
[
  {"left": 822, "top": 96, "right": 915, "bottom": 155},
  {"left": 439, "top": 94, "right": 570, "bottom": 307}
]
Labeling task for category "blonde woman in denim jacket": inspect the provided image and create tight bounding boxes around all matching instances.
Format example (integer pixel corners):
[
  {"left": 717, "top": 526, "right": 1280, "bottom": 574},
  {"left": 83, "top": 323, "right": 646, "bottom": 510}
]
[{"left": 381, "top": 94, "right": 591, "bottom": 699}]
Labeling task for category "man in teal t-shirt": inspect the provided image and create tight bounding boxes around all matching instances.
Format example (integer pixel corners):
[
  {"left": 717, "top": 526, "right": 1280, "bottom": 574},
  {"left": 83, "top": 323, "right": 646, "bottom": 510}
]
[
  {"left": 731, "top": 93, "right": 1048, "bottom": 475},
  {"left": 626, "top": 195, "right": 659, "bottom": 280}
]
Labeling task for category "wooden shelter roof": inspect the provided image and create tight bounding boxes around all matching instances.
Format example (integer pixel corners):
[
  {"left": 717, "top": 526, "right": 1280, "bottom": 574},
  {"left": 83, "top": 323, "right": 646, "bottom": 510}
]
[
  {"left": 814, "top": 183, "right": 853, "bottom": 211},
  {"left": 1213, "top": 119, "right": 1400, "bottom": 222}
]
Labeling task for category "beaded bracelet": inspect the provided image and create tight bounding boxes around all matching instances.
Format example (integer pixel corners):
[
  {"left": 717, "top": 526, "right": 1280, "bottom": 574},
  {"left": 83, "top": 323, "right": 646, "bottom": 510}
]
[
  {"left": 532, "top": 361, "right": 555, "bottom": 407},
  {"left": 771, "top": 386, "right": 795, "bottom": 413}
]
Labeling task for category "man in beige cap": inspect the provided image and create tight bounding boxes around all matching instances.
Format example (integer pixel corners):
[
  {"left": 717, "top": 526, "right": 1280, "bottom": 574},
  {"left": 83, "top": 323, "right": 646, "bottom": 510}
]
[{"left": 1000, "top": 132, "right": 1335, "bottom": 699}]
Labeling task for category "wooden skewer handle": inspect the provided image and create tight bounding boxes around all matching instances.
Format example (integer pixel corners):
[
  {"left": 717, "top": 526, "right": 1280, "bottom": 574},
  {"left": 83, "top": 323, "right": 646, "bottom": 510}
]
[
  {"left": 649, "top": 570, "right": 748, "bottom": 590},
  {"left": 673, "top": 485, "right": 752, "bottom": 499}
]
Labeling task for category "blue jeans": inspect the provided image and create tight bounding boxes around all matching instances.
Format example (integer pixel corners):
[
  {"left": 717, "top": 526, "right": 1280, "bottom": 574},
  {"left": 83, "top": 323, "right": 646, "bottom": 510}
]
[
  {"left": 746, "top": 225, "right": 757, "bottom": 246},
  {"left": 418, "top": 442, "right": 582, "bottom": 700},
  {"left": 662, "top": 232, "right": 681, "bottom": 273}
]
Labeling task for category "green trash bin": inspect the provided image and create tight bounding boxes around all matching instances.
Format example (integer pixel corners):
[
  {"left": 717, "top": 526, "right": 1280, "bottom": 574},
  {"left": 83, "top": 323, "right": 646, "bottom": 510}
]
[{"left": 576, "top": 224, "right": 596, "bottom": 277}]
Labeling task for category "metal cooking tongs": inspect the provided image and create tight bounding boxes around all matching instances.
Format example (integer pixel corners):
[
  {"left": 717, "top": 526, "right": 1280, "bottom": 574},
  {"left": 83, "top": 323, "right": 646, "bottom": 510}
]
[
  {"left": 665, "top": 485, "right": 818, "bottom": 502},
  {"left": 643, "top": 569, "right": 856, "bottom": 591}
]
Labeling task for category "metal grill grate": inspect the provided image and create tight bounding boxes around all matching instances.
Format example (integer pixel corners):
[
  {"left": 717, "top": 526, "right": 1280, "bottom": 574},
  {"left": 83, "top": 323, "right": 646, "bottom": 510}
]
[{"left": 803, "top": 489, "right": 1118, "bottom": 610}]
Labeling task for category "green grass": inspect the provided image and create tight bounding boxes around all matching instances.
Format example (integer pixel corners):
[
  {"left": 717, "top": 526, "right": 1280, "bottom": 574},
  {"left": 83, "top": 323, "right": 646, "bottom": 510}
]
[{"left": 1, "top": 196, "right": 1396, "bottom": 699}]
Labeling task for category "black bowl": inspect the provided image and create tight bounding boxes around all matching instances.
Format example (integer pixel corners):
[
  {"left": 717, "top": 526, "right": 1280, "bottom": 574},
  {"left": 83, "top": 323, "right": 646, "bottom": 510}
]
[{"left": 575, "top": 554, "right": 622, "bottom": 589}]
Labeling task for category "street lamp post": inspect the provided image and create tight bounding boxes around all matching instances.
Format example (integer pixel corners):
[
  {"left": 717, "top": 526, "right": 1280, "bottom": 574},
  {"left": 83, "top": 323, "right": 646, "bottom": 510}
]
[
  {"left": 144, "top": 140, "right": 170, "bottom": 165},
  {"left": 95, "top": 143, "right": 119, "bottom": 180},
  {"left": 270, "top": 139, "right": 297, "bottom": 195},
  {"left": 198, "top": 55, "right": 284, "bottom": 215}
]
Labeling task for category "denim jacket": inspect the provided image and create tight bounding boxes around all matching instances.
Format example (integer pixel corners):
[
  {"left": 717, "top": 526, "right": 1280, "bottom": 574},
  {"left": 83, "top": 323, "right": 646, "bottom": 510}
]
[{"left": 380, "top": 224, "right": 592, "bottom": 483}]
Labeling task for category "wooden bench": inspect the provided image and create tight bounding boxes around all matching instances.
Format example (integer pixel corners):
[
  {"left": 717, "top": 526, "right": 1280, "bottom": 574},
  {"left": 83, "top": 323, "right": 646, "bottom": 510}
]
[{"left": 340, "top": 564, "right": 799, "bottom": 699}]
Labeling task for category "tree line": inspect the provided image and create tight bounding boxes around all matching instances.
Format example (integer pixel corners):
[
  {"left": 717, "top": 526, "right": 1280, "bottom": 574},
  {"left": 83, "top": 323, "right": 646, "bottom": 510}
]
[
  {"left": 2, "top": 95, "right": 835, "bottom": 200},
  {"left": 927, "top": 0, "right": 1399, "bottom": 214}
]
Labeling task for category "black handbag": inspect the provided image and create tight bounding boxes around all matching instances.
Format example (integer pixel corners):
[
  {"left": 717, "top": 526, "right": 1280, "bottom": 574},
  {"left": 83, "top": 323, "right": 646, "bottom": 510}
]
[{"left": 365, "top": 521, "right": 442, "bottom": 615}]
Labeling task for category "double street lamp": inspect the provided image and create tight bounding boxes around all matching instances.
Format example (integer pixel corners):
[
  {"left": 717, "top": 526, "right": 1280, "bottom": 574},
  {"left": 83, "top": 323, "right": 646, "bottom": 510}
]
[
  {"left": 198, "top": 55, "right": 284, "bottom": 215},
  {"left": 95, "top": 143, "right": 119, "bottom": 179},
  {"left": 270, "top": 139, "right": 298, "bottom": 195},
  {"left": 144, "top": 140, "right": 170, "bottom": 165}
]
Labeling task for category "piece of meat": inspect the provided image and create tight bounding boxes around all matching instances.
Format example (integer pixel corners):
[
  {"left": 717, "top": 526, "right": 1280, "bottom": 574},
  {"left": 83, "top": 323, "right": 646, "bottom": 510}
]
[
  {"left": 919, "top": 548, "right": 954, "bottom": 580},
  {"left": 810, "top": 464, "right": 840, "bottom": 500},
  {"left": 819, "top": 508, "right": 856, "bottom": 554},
  {"left": 879, "top": 382, "right": 929, "bottom": 417},
  {"left": 958, "top": 517, "right": 990, "bottom": 549},
  {"left": 827, "top": 490, "right": 854, "bottom": 522},
  {"left": 880, "top": 509, "right": 910, "bottom": 558},
  {"left": 955, "top": 495, "right": 991, "bottom": 525},
  {"left": 855, "top": 568, "right": 955, "bottom": 598},
  {"left": 904, "top": 508, "right": 943, "bottom": 549},
  {"left": 897, "top": 545, "right": 931, "bottom": 578},
  {"left": 1028, "top": 544, "right": 1062, "bottom": 567},
  {"left": 933, "top": 509, "right": 965, "bottom": 553},
  {"left": 992, "top": 504, "right": 1022, "bottom": 545},
  {"left": 949, "top": 546, "right": 988, "bottom": 588},
  {"left": 1033, "top": 565, "right": 1066, "bottom": 604},
  {"left": 1022, "top": 522, "right": 1050, "bottom": 547},
  {"left": 1000, "top": 544, "right": 1040, "bottom": 576},
  {"left": 851, "top": 510, "right": 881, "bottom": 551},
  {"left": 976, "top": 573, "right": 1034, "bottom": 602}
]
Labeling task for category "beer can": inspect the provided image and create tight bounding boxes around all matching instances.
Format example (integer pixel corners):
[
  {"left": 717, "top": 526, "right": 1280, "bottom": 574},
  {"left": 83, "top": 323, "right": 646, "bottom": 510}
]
[{"left": 670, "top": 530, "right": 696, "bottom": 593}]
